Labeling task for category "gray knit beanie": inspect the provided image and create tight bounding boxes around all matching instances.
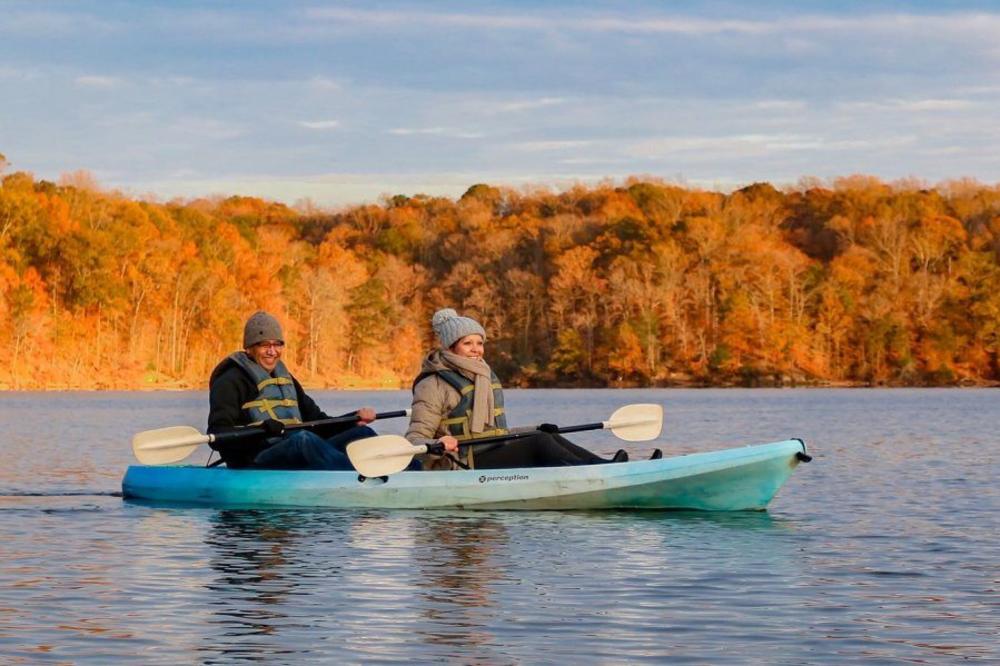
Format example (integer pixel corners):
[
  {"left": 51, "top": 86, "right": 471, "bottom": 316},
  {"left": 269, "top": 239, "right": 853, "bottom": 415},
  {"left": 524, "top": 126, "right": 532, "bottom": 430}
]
[
  {"left": 432, "top": 308, "right": 486, "bottom": 349},
  {"left": 243, "top": 311, "right": 284, "bottom": 348}
]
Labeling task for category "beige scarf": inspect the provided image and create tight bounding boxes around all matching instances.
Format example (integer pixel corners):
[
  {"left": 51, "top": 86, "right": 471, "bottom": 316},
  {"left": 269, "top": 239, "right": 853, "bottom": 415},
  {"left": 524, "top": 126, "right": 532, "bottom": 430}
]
[{"left": 441, "top": 350, "right": 496, "bottom": 434}]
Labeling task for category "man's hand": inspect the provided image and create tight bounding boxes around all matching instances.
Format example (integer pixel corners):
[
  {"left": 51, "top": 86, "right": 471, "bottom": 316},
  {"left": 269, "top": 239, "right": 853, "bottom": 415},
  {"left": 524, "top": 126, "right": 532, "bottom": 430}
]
[{"left": 356, "top": 407, "right": 376, "bottom": 424}]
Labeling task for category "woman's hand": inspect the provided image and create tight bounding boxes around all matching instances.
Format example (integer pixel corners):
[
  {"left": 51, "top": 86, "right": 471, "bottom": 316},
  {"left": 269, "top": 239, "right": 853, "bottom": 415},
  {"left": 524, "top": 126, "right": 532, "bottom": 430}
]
[
  {"left": 356, "top": 407, "right": 376, "bottom": 424},
  {"left": 439, "top": 435, "right": 460, "bottom": 453}
]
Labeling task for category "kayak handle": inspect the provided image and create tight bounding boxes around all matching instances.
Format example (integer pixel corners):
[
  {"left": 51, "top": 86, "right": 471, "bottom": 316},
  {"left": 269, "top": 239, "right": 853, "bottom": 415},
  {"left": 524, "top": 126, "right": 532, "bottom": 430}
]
[{"left": 793, "top": 438, "right": 812, "bottom": 463}]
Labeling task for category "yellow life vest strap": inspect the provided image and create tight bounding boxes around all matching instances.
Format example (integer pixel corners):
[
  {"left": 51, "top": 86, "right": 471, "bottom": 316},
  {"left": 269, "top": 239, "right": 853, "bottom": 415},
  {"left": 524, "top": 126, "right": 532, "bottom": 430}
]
[
  {"left": 242, "top": 398, "right": 301, "bottom": 422},
  {"left": 248, "top": 418, "right": 304, "bottom": 426},
  {"left": 257, "top": 376, "right": 294, "bottom": 390}
]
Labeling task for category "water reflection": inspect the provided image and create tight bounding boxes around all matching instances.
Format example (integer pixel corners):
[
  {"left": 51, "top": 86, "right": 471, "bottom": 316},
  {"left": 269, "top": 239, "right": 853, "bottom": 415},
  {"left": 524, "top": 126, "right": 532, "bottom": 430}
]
[
  {"left": 200, "top": 510, "right": 305, "bottom": 661},
  {"left": 411, "top": 514, "right": 508, "bottom": 654},
  {"left": 205, "top": 509, "right": 299, "bottom": 602},
  {"left": 603, "top": 508, "right": 786, "bottom": 529},
  {"left": 416, "top": 515, "right": 507, "bottom": 608},
  {"left": 195, "top": 510, "right": 515, "bottom": 661},
  {"left": 412, "top": 510, "right": 798, "bottom": 662}
]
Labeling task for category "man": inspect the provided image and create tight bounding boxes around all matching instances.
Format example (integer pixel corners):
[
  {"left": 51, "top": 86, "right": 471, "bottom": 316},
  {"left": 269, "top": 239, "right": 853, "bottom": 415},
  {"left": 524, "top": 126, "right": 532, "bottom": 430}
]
[{"left": 207, "top": 311, "right": 376, "bottom": 469}]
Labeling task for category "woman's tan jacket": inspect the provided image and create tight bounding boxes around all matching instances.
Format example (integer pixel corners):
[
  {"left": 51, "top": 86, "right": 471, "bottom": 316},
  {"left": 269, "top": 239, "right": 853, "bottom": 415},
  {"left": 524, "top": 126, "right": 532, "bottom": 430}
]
[{"left": 405, "top": 351, "right": 470, "bottom": 470}]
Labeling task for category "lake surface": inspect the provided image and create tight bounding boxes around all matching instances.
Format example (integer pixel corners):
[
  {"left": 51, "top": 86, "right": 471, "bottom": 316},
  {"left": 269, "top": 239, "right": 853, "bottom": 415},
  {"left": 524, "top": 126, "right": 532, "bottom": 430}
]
[{"left": 1, "top": 388, "right": 997, "bottom": 663}]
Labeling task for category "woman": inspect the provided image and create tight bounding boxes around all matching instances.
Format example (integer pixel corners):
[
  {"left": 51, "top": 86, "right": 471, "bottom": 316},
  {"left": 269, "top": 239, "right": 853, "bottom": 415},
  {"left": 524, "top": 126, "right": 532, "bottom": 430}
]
[{"left": 405, "top": 308, "right": 629, "bottom": 470}]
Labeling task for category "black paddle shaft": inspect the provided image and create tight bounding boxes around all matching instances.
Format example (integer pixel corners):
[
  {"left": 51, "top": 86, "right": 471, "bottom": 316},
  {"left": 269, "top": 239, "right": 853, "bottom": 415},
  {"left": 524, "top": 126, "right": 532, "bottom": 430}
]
[
  {"left": 285, "top": 409, "right": 410, "bottom": 433},
  {"left": 551, "top": 421, "right": 604, "bottom": 435},
  {"left": 424, "top": 421, "right": 605, "bottom": 453},
  {"left": 211, "top": 410, "right": 410, "bottom": 444}
]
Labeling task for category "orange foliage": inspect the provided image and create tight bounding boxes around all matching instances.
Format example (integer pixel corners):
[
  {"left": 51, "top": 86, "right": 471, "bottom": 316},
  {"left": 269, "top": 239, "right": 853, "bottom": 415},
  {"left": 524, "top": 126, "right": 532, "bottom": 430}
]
[{"left": 1, "top": 172, "right": 999, "bottom": 388}]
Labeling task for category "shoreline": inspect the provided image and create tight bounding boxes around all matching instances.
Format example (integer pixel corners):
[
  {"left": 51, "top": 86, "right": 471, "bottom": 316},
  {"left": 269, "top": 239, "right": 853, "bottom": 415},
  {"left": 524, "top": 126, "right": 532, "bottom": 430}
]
[{"left": 1, "top": 379, "right": 995, "bottom": 392}]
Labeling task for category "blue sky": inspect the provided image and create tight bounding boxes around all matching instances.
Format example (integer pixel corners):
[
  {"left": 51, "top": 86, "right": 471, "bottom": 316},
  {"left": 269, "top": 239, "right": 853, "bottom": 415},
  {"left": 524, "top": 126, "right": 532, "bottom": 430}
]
[{"left": 1, "top": 1, "right": 998, "bottom": 207}]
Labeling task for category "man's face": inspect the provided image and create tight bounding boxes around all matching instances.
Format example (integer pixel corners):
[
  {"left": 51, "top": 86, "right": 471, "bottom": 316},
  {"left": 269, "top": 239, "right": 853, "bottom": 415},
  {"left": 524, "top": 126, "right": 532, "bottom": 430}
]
[{"left": 247, "top": 340, "right": 284, "bottom": 373}]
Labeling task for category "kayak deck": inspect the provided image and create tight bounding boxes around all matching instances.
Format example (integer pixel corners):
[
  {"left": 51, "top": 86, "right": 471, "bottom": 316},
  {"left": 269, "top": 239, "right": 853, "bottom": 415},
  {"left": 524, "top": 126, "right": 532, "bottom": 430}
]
[{"left": 121, "top": 439, "right": 809, "bottom": 511}]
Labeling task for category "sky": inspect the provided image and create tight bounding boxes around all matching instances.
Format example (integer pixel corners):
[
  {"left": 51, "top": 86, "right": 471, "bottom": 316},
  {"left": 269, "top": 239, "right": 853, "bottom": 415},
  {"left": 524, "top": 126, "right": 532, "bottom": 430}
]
[{"left": 1, "top": 0, "right": 999, "bottom": 208}]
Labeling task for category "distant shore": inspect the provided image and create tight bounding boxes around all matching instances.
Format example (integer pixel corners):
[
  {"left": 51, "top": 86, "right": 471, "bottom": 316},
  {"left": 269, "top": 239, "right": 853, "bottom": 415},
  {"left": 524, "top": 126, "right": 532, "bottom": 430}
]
[{"left": 1, "top": 377, "right": 995, "bottom": 391}]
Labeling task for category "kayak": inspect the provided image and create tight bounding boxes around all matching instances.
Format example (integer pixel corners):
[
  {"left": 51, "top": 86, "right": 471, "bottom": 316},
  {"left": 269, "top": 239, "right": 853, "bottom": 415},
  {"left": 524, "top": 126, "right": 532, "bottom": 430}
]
[{"left": 121, "top": 438, "right": 810, "bottom": 511}]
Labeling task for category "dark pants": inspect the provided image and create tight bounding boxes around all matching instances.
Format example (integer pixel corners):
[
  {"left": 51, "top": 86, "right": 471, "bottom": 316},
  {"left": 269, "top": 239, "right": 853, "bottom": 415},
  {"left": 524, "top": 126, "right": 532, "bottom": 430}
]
[
  {"left": 470, "top": 431, "right": 612, "bottom": 469},
  {"left": 252, "top": 425, "right": 376, "bottom": 470}
]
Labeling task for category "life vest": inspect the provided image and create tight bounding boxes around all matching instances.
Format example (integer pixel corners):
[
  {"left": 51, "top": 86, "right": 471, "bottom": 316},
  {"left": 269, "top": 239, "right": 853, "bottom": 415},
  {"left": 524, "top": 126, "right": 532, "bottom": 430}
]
[
  {"left": 227, "top": 352, "right": 303, "bottom": 426},
  {"left": 416, "top": 368, "right": 508, "bottom": 441}
]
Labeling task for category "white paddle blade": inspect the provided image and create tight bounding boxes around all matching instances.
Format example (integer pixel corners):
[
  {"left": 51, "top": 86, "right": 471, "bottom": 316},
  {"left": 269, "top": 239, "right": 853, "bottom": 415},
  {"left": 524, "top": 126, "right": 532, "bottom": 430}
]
[
  {"left": 605, "top": 403, "right": 663, "bottom": 442},
  {"left": 132, "top": 426, "right": 209, "bottom": 465},
  {"left": 347, "top": 434, "right": 425, "bottom": 477}
]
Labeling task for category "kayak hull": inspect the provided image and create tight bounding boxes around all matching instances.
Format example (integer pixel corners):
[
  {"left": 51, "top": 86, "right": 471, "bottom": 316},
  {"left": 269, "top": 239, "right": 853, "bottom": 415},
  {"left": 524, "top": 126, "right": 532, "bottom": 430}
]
[{"left": 121, "top": 439, "right": 809, "bottom": 511}]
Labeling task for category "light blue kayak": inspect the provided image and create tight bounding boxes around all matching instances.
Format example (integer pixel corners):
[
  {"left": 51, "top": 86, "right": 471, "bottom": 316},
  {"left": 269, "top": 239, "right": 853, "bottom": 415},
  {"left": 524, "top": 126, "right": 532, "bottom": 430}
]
[{"left": 121, "top": 439, "right": 810, "bottom": 511}]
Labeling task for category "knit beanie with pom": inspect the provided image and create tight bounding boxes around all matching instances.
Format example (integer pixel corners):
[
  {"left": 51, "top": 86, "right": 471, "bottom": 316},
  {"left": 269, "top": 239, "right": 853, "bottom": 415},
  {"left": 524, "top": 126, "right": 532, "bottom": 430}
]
[{"left": 431, "top": 308, "right": 486, "bottom": 349}]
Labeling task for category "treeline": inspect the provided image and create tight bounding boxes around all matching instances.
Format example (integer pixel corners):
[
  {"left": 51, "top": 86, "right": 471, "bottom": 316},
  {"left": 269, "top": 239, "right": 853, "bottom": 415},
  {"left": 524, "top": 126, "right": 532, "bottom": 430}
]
[{"left": 1, "top": 165, "right": 999, "bottom": 389}]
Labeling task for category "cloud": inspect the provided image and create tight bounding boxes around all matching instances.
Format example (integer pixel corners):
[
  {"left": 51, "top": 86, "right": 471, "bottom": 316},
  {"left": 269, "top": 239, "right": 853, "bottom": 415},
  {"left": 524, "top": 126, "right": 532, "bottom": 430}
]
[
  {"left": 302, "top": 7, "right": 768, "bottom": 34},
  {"left": 303, "top": 7, "right": 550, "bottom": 31},
  {"left": 9, "top": 4, "right": 1000, "bottom": 204},
  {"left": 149, "top": 75, "right": 199, "bottom": 87},
  {"left": 75, "top": 75, "right": 123, "bottom": 88},
  {"left": 497, "top": 97, "right": 567, "bottom": 113},
  {"left": 838, "top": 98, "right": 975, "bottom": 112},
  {"left": 307, "top": 76, "right": 343, "bottom": 92},
  {"left": 0, "top": 65, "right": 38, "bottom": 81},
  {"left": 0, "top": 8, "right": 118, "bottom": 35},
  {"left": 387, "top": 127, "right": 484, "bottom": 139},
  {"left": 167, "top": 117, "right": 246, "bottom": 140},
  {"left": 298, "top": 120, "right": 341, "bottom": 130},
  {"left": 922, "top": 146, "right": 966, "bottom": 156},
  {"left": 167, "top": 168, "right": 202, "bottom": 179},
  {"left": 127, "top": 168, "right": 667, "bottom": 208},
  {"left": 955, "top": 85, "right": 1000, "bottom": 95},
  {"left": 129, "top": 171, "right": 492, "bottom": 207},
  {"left": 624, "top": 133, "right": 917, "bottom": 159},
  {"left": 901, "top": 99, "right": 975, "bottom": 111},
  {"left": 753, "top": 100, "right": 807, "bottom": 111},
  {"left": 94, "top": 111, "right": 155, "bottom": 128},
  {"left": 300, "top": 7, "right": 1000, "bottom": 40},
  {"left": 509, "top": 140, "right": 594, "bottom": 152},
  {"left": 388, "top": 127, "right": 441, "bottom": 135},
  {"left": 558, "top": 156, "right": 632, "bottom": 166},
  {"left": 574, "top": 16, "right": 769, "bottom": 35}
]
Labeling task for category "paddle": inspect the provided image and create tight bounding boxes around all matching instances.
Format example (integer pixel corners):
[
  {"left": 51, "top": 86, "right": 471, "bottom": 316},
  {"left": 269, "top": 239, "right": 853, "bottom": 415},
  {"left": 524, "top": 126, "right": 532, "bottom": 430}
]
[
  {"left": 346, "top": 403, "right": 663, "bottom": 477},
  {"left": 132, "top": 409, "right": 411, "bottom": 465}
]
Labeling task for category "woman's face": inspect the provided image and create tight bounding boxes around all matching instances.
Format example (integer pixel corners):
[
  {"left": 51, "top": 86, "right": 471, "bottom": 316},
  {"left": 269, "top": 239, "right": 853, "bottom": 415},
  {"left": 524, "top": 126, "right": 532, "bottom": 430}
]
[{"left": 450, "top": 334, "right": 485, "bottom": 360}]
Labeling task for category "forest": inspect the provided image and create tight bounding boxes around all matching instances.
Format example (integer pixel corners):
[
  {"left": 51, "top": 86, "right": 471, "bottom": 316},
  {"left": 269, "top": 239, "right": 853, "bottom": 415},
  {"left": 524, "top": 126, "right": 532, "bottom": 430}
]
[{"left": 1, "top": 159, "right": 999, "bottom": 389}]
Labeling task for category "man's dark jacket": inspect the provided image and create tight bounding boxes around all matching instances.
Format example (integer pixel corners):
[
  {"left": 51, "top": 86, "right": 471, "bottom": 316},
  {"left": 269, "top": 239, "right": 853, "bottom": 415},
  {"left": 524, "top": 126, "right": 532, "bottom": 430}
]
[{"left": 207, "top": 358, "right": 353, "bottom": 468}]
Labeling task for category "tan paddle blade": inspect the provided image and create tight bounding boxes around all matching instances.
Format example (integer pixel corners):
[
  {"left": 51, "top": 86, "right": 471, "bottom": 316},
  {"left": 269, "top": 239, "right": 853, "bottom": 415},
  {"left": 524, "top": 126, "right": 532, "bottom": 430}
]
[
  {"left": 132, "top": 426, "right": 210, "bottom": 465},
  {"left": 347, "top": 434, "right": 425, "bottom": 477},
  {"left": 605, "top": 403, "right": 663, "bottom": 441}
]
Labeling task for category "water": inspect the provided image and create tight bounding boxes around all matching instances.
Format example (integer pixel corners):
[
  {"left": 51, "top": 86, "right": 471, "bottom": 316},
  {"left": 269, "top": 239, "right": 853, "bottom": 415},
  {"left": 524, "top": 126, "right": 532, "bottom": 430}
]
[{"left": 1, "top": 389, "right": 997, "bottom": 663}]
